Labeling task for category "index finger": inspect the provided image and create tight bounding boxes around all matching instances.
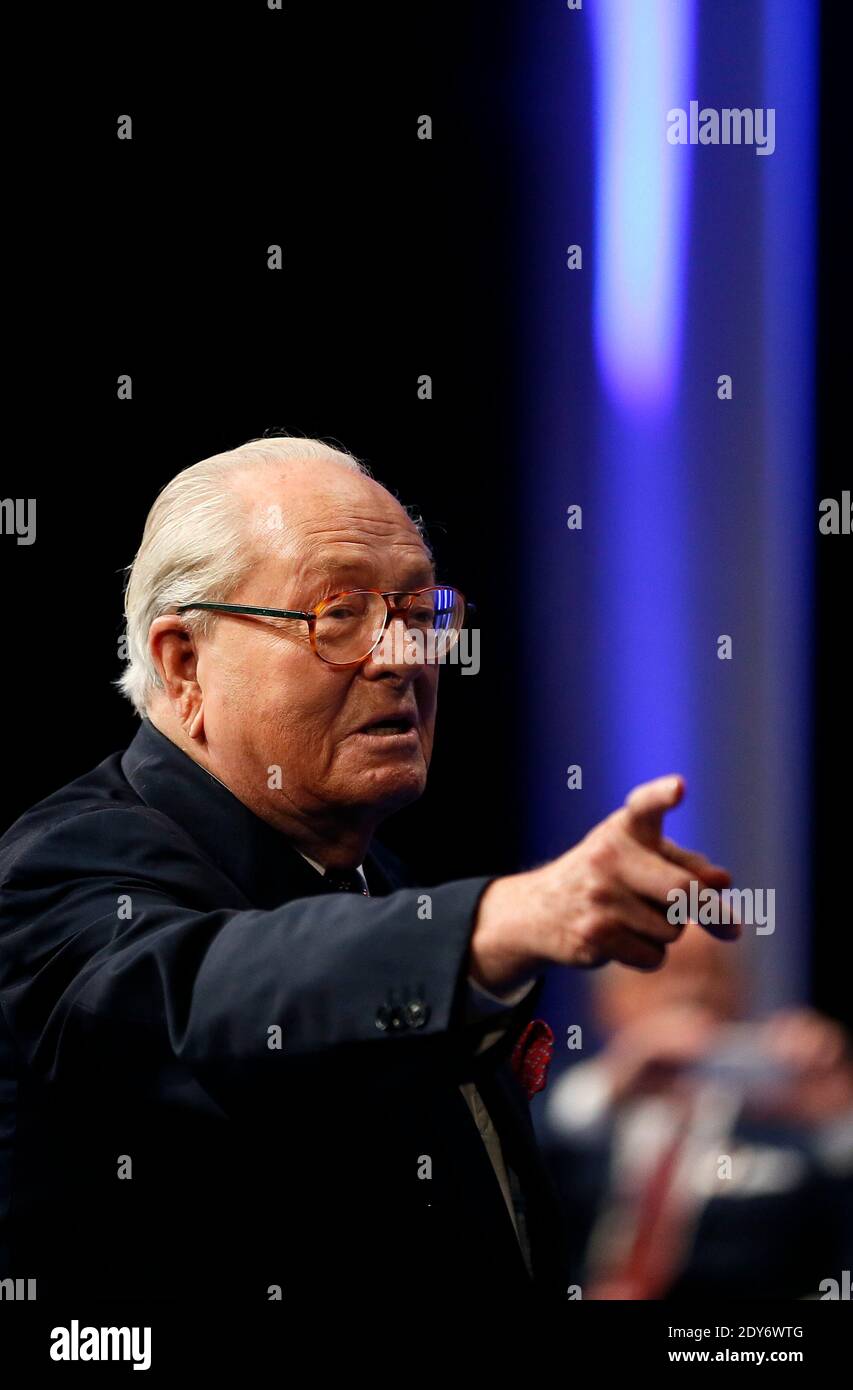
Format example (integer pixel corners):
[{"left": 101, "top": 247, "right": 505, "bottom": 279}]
[{"left": 623, "top": 775, "right": 685, "bottom": 845}]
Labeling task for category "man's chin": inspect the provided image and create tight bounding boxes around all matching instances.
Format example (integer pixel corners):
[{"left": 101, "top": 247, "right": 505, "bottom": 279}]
[{"left": 351, "top": 761, "right": 427, "bottom": 814}]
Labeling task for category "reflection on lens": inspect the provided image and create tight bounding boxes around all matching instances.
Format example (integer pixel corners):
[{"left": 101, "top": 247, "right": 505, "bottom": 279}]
[{"left": 314, "top": 588, "right": 465, "bottom": 664}]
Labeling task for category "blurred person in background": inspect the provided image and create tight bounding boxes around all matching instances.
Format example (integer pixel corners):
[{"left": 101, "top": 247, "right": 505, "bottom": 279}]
[{"left": 542, "top": 925, "right": 853, "bottom": 1299}]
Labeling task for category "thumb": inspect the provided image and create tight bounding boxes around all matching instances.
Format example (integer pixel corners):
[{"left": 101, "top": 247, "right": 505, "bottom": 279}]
[{"left": 623, "top": 774, "right": 685, "bottom": 846}]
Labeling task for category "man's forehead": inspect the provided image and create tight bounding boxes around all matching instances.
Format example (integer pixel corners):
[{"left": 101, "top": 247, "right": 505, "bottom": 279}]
[
  {"left": 303, "top": 546, "right": 436, "bottom": 586},
  {"left": 249, "top": 529, "right": 436, "bottom": 592},
  {"left": 245, "top": 486, "right": 435, "bottom": 587}
]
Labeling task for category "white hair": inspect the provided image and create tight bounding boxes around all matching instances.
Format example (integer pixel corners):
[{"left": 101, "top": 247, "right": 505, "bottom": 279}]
[{"left": 116, "top": 434, "right": 427, "bottom": 718}]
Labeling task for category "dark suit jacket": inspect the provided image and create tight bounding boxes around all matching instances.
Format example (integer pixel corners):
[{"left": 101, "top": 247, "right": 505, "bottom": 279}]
[{"left": 0, "top": 719, "right": 567, "bottom": 1304}]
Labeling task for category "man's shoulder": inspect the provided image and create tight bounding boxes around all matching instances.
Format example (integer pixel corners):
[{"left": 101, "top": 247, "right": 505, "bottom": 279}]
[{"left": 0, "top": 744, "right": 185, "bottom": 883}]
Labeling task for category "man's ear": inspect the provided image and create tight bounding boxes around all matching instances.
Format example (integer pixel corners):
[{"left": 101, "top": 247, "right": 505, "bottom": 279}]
[{"left": 148, "top": 615, "right": 204, "bottom": 738}]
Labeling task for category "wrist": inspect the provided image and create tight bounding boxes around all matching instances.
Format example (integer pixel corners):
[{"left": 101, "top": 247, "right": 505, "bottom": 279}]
[{"left": 469, "top": 872, "right": 546, "bottom": 993}]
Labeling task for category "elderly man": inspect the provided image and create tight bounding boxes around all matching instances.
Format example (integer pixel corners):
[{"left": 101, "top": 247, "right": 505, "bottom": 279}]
[{"left": 0, "top": 435, "right": 734, "bottom": 1306}]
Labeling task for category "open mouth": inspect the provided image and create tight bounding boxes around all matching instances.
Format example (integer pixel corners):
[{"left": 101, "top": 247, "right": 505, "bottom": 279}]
[{"left": 358, "top": 716, "right": 417, "bottom": 737}]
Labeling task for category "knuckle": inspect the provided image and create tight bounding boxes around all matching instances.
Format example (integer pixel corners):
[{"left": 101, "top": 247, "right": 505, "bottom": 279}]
[
  {"left": 586, "top": 874, "right": 613, "bottom": 908},
  {"left": 576, "top": 907, "right": 608, "bottom": 942},
  {"left": 586, "top": 836, "right": 619, "bottom": 875}
]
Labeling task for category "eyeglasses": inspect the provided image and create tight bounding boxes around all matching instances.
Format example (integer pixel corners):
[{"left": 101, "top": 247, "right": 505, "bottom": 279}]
[{"left": 175, "top": 586, "right": 473, "bottom": 667}]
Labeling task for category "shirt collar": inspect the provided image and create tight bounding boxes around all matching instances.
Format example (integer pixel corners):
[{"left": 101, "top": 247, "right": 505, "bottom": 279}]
[{"left": 296, "top": 849, "right": 370, "bottom": 895}]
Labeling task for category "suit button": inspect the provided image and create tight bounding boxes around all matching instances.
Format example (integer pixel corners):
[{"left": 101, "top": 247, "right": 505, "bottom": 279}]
[
  {"left": 403, "top": 1000, "right": 429, "bottom": 1029},
  {"left": 376, "top": 1004, "right": 407, "bottom": 1031}
]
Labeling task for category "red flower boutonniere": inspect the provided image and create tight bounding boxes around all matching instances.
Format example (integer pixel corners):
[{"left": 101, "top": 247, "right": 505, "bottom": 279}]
[{"left": 510, "top": 1018, "right": 555, "bottom": 1100}]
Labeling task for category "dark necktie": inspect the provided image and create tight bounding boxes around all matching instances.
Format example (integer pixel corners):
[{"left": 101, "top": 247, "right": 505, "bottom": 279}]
[{"left": 322, "top": 867, "right": 369, "bottom": 895}]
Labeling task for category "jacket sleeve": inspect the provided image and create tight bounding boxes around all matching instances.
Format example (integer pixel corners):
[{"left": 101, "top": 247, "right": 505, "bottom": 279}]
[{"left": 0, "top": 805, "right": 533, "bottom": 1108}]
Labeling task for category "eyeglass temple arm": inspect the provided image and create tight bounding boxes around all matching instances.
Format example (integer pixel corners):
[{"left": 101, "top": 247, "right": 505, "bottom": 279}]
[{"left": 176, "top": 602, "right": 314, "bottom": 620}]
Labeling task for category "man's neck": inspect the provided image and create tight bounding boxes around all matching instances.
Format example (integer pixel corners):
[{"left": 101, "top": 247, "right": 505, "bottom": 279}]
[{"left": 145, "top": 708, "right": 378, "bottom": 870}]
